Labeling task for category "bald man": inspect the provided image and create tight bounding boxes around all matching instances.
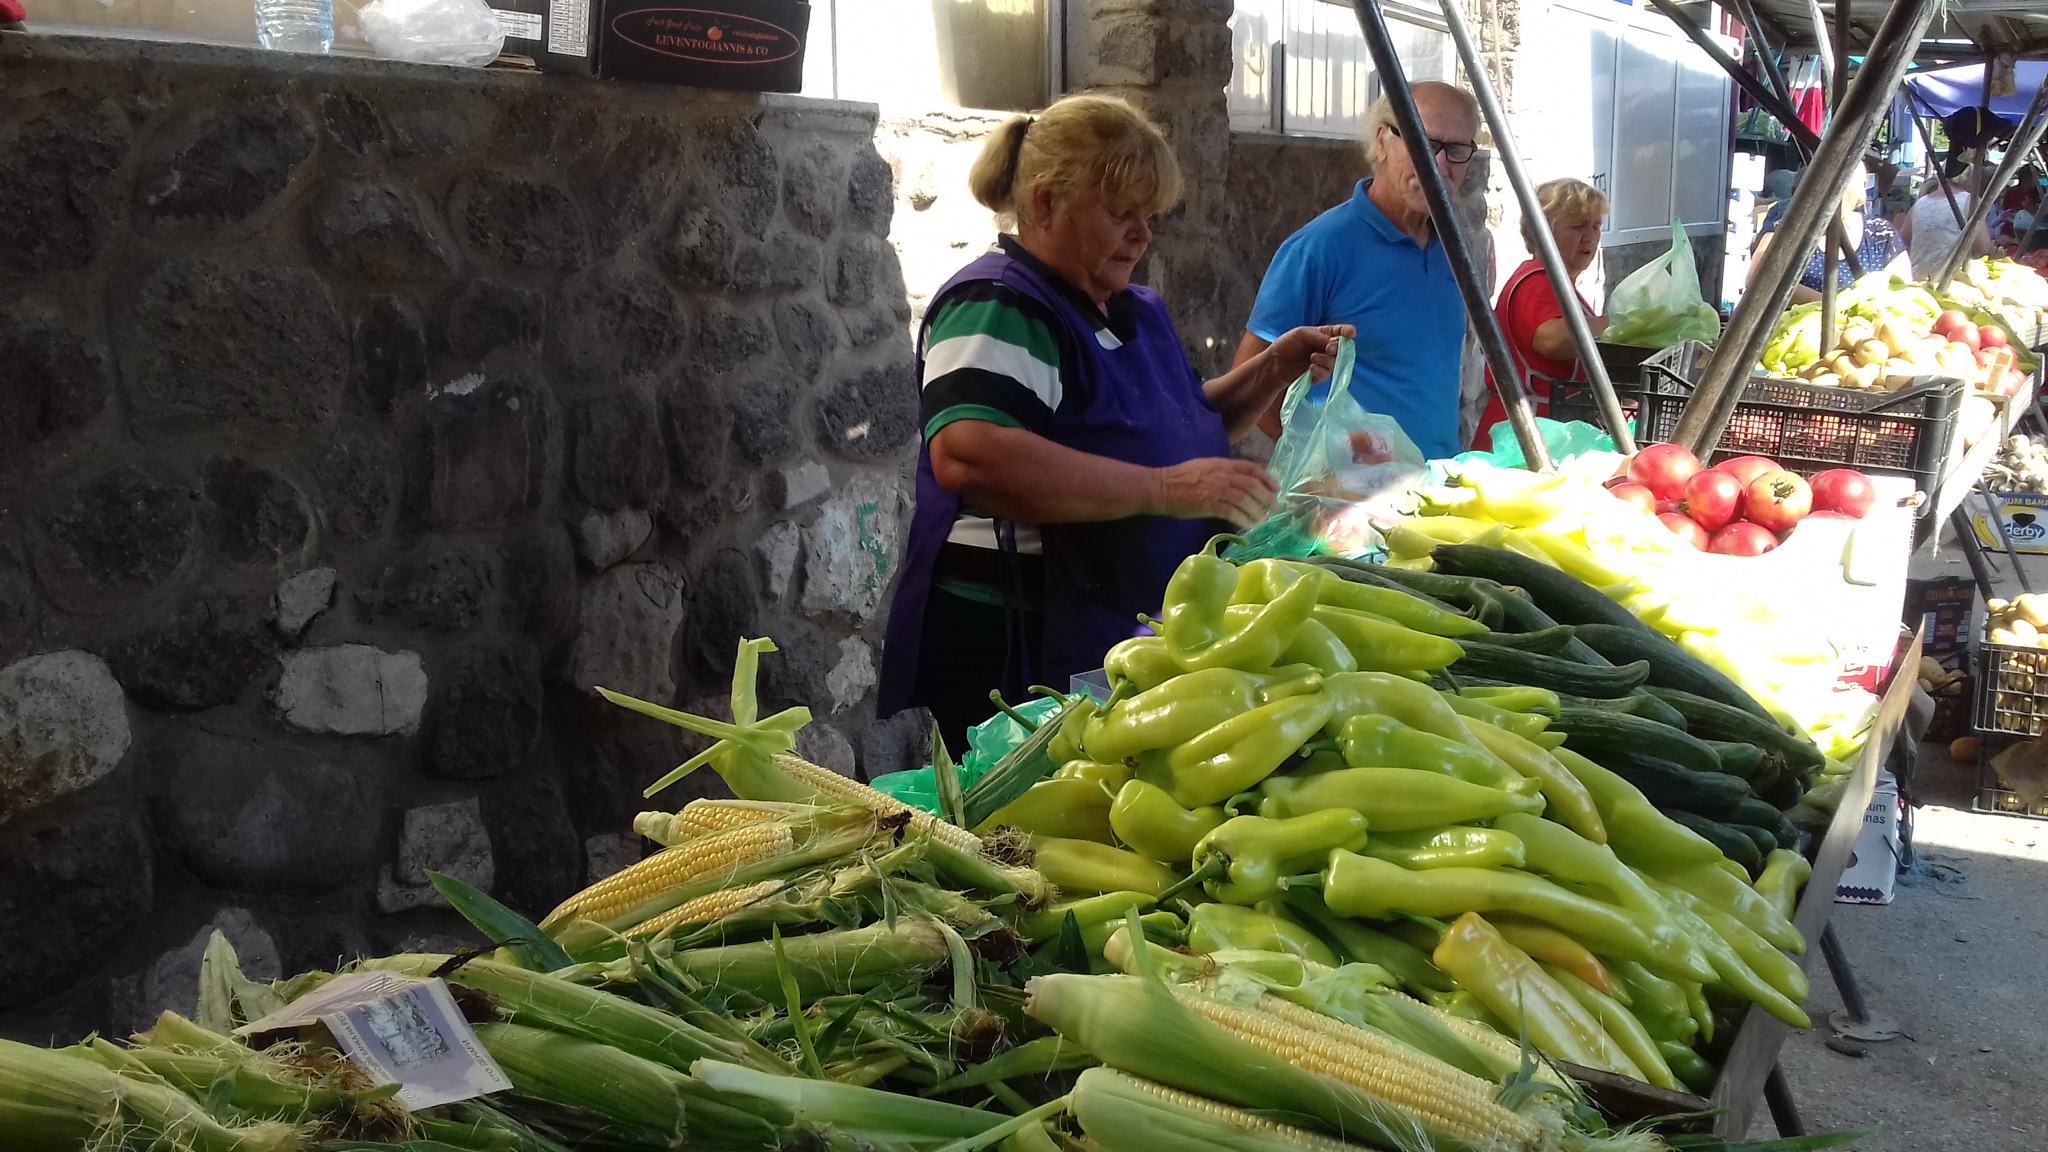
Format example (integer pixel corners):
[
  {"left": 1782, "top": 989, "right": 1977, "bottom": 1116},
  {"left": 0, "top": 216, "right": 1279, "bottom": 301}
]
[{"left": 1237, "top": 81, "right": 1481, "bottom": 459}]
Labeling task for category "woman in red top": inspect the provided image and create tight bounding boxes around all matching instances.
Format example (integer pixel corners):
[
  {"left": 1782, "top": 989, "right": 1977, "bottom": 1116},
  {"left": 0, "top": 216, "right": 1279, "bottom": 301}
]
[{"left": 1476, "top": 179, "right": 1610, "bottom": 450}]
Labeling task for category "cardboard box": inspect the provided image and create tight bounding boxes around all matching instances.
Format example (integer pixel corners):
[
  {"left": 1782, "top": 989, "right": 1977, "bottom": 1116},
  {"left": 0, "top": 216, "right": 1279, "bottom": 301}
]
[
  {"left": 599, "top": 0, "right": 809, "bottom": 91},
  {"left": 1836, "top": 771, "right": 1901, "bottom": 905},
  {"left": 1972, "top": 492, "right": 2048, "bottom": 555},
  {"left": 1903, "top": 576, "right": 1976, "bottom": 660}
]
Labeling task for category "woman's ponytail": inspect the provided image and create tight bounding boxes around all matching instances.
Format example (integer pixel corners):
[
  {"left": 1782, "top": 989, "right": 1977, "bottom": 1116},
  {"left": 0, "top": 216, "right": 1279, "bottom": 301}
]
[{"left": 968, "top": 114, "right": 1033, "bottom": 213}]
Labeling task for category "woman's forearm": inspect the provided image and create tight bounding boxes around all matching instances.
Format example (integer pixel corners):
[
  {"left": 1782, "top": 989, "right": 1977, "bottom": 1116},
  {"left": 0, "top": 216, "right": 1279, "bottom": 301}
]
[
  {"left": 1204, "top": 340, "right": 1292, "bottom": 439},
  {"left": 930, "top": 422, "right": 1154, "bottom": 523}
]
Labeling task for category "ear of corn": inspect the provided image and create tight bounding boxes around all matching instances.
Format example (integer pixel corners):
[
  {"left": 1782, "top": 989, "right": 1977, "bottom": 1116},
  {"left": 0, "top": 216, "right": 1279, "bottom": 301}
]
[
  {"left": 1071, "top": 1066, "right": 1378, "bottom": 1152},
  {"left": 669, "top": 921, "right": 955, "bottom": 1004},
  {"left": 630, "top": 879, "right": 786, "bottom": 938},
  {"left": 691, "top": 1057, "right": 1011, "bottom": 1147},
  {"left": 0, "top": 1037, "right": 301, "bottom": 1152},
  {"left": 546, "top": 821, "right": 797, "bottom": 928},
  {"left": 639, "top": 800, "right": 813, "bottom": 846}
]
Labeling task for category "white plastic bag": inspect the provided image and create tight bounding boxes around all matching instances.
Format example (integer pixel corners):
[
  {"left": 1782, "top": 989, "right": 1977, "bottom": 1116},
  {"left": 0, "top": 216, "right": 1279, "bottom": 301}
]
[{"left": 360, "top": 0, "right": 506, "bottom": 67}]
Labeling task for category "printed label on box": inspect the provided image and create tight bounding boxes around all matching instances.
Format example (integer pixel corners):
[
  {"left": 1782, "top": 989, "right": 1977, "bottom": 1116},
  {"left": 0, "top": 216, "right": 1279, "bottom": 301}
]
[
  {"left": 1973, "top": 493, "right": 2048, "bottom": 555},
  {"left": 549, "top": 0, "right": 590, "bottom": 55},
  {"left": 495, "top": 8, "right": 544, "bottom": 39}
]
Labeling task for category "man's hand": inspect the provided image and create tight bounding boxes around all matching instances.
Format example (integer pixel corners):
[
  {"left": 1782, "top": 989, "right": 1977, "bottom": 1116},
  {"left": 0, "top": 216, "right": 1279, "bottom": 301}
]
[
  {"left": 1267, "top": 324, "right": 1357, "bottom": 385},
  {"left": 1149, "top": 458, "right": 1280, "bottom": 529}
]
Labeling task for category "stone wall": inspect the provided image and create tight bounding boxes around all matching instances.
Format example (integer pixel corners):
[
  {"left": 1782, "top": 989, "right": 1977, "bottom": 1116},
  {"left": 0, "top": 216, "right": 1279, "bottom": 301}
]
[{"left": 0, "top": 32, "right": 928, "bottom": 1040}]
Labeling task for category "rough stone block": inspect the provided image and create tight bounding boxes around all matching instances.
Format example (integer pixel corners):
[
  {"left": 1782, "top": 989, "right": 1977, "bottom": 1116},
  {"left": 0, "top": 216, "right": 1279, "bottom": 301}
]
[
  {"left": 143, "top": 909, "right": 279, "bottom": 1020},
  {"left": 554, "top": 262, "right": 688, "bottom": 382},
  {"left": 441, "top": 278, "right": 545, "bottom": 362},
  {"left": 574, "top": 507, "right": 654, "bottom": 571},
  {"left": 0, "top": 303, "right": 111, "bottom": 448},
  {"left": 151, "top": 728, "right": 382, "bottom": 893},
  {"left": 0, "top": 807, "right": 151, "bottom": 1011},
  {"left": 692, "top": 303, "right": 778, "bottom": 374},
  {"left": 824, "top": 637, "right": 877, "bottom": 713},
  {"left": 379, "top": 797, "right": 494, "bottom": 911},
  {"left": 483, "top": 773, "right": 582, "bottom": 915},
  {"left": 778, "top": 462, "right": 831, "bottom": 510},
  {"left": 356, "top": 546, "right": 498, "bottom": 633},
  {"left": 410, "top": 378, "right": 550, "bottom": 531},
  {"left": 845, "top": 149, "right": 896, "bottom": 235},
  {"left": 0, "top": 651, "right": 131, "bottom": 824},
  {"left": 662, "top": 205, "right": 737, "bottom": 291},
  {"left": 681, "top": 548, "right": 757, "bottom": 682},
  {"left": 31, "top": 468, "right": 193, "bottom": 613},
  {"left": 781, "top": 142, "right": 847, "bottom": 240},
  {"left": 728, "top": 373, "right": 800, "bottom": 465},
  {"left": 141, "top": 94, "right": 315, "bottom": 224},
  {"left": 585, "top": 832, "right": 641, "bottom": 881},
  {"left": 318, "top": 429, "right": 399, "bottom": 545},
  {"left": 450, "top": 169, "right": 588, "bottom": 272},
  {"left": 571, "top": 391, "right": 669, "bottom": 511},
  {"left": 275, "top": 567, "right": 338, "bottom": 636},
  {"left": 119, "top": 258, "right": 347, "bottom": 436},
  {"left": 659, "top": 383, "right": 732, "bottom": 489},
  {"left": 319, "top": 91, "right": 385, "bottom": 155},
  {"left": 0, "top": 97, "right": 129, "bottom": 275},
  {"left": 774, "top": 295, "right": 844, "bottom": 385},
  {"left": 274, "top": 645, "right": 428, "bottom": 736},
  {"left": 353, "top": 295, "right": 430, "bottom": 417},
  {"left": 815, "top": 361, "right": 918, "bottom": 460},
  {"left": 204, "top": 457, "right": 312, "bottom": 566},
  {"left": 0, "top": 565, "right": 36, "bottom": 659},
  {"left": 569, "top": 564, "right": 685, "bottom": 701},
  {"left": 861, "top": 706, "right": 932, "bottom": 780},
  {"left": 731, "top": 232, "right": 822, "bottom": 295},
  {"left": 800, "top": 473, "right": 902, "bottom": 624},
  {"left": 311, "top": 180, "right": 452, "bottom": 283},
  {"left": 425, "top": 642, "right": 542, "bottom": 780},
  {"left": 595, "top": 122, "right": 688, "bottom": 248},
  {"left": 829, "top": 233, "right": 886, "bottom": 307},
  {"left": 503, "top": 522, "right": 578, "bottom": 644},
  {"left": 104, "top": 599, "right": 276, "bottom": 712},
  {"left": 696, "top": 117, "right": 781, "bottom": 235},
  {"left": 754, "top": 521, "right": 801, "bottom": 600},
  {"left": 796, "top": 718, "right": 858, "bottom": 775}
]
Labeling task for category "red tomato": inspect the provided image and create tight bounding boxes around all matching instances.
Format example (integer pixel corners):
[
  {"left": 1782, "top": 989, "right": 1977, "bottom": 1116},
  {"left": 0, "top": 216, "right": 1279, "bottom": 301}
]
[
  {"left": 1809, "top": 468, "right": 1875, "bottom": 518},
  {"left": 1715, "top": 455, "right": 1780, "bottom": 489},
  {"left": 1709, "top": 521, "right": 1779, "bottom": 555},
  {"left": 1953, "top": 326, "right": 1982, "bottom": 353},
  {"left": 1804, "top": 510, "right": 1858, "bottom": 521},
  {"left": 1628, "top": 444, "right": 1703, "bottom": 503},
  {"left": 1743, "top": 469, "right": 1813, "bottom": 533},
  {"left": 1678, "top": 469, "right": 1744, "bottom": 532},
  {"left": 1980, "top": 324, "right": 2009, "bottom": 349},
  {"left": 1659, "top": 512, "right": 1710, "bottom": 549},
  {"left": 1608, "top": 482, "right": 1659, "bottom": 516}
]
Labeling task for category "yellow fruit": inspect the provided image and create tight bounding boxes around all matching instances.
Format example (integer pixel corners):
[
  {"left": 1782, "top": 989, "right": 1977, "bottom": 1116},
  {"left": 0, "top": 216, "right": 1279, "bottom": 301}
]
[{"left": 1951, "top": 737, "right": 1979, "bottom": 764}]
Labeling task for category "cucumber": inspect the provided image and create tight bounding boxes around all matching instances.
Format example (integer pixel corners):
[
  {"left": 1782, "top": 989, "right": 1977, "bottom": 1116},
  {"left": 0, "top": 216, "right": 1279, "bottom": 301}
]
[
  {"left": 1551, "top": 708, "right": 1724, "bottom": 776},
  {"left": 1732, "top": 824, "right": 1779, "bottom": 860},
  {"left": 1461, "top": 626, "right": 1579, "bottom": 656},
  {"left": 1726, "top": 796, "right": 1785, "bottom": 830},
  {"left": 1305, "top": 558, "right": 1472, "bottom": 614},
  {"left": 1431, "top": 545, "right": 1650, "bottom": 632},
  {"left": 1622, "top": 690, "right": 1690, "bottom": 731},
  {"left": 1668, "top": 811, "right": 1761, "bottom": 871},
  {"left": 1573, "top": 624, "right": 1776, "bottom": 723},
  {"left": 1599, "top": 753, "right": 1751, "bottom": 818},
  {"left": 1705, "top": 740, "right": 1762, "bottom": 779},
  {"left": 1448, "top": 644, "right": 1649, "bottom": 698},
  {"left": 1775, "top": 815, "right": 1803, "bottom": 852},
  {"left": 1640, "top": 687, "right": 1825, "bottom": 771},
  {"left": 1360, "top": 561, "right": 1614, "bottom": 666},
  {"left": 1756, "top": 769, "right": 1807, "bottom": 811}
]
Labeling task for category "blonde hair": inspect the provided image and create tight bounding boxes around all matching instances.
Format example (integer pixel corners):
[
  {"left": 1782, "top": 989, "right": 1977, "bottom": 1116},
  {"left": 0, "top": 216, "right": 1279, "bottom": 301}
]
[
  {"left": 967, "top": 95, "right": 1183, "bottom": 223},
  {"left": 1362, "top": 81, "right": 1480, "bottom": 169},
  {"left": 1521, "top": 178, "right": 1609, "bottom": 252}
]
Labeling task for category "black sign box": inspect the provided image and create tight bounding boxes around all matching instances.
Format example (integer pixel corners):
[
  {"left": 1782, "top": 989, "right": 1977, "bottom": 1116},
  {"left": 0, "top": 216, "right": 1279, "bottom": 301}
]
[{"left": 598, "top": 0, "right": 810, "bottom": 91}]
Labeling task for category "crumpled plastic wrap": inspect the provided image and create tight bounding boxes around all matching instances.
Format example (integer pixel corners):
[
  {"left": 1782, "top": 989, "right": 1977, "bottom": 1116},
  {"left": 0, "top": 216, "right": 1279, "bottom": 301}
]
[{"left": 360, "top": 0, "right": 506, "bottom": 66}]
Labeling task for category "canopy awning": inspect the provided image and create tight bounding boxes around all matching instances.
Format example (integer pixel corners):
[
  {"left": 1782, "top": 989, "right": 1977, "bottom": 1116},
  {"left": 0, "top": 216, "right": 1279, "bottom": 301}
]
[
  {"left": 1903, "top": 60, "right": 2048, "bottom": 120},
  {"left": 1734, "top": 0, "right": 2048, "bottom": 66}
]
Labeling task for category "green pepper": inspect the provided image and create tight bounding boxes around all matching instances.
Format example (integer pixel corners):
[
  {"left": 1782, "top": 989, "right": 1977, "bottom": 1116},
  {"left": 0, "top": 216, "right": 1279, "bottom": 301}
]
[
  {"left": 1180, "top": 809, "right": 1370, "bottom": 905},
  {"left": 1280, "top": 889, "right": 1456, "bottom": 994},
  {"left": 1550, "top": 746, "right": 1724, "bottom": 871},
  {"left": 1054, "top": 760, "right": 1134, "bottom": 789},
  {"left": 1320, "top": 851, "right": 1692, "bottom": 981},
  {"left": 1018, "top": 891, "right": 1156, "bottom": 943},
  {"left": 1362, "top": 825, "right": 1526, "bottom": 871},
  {"left": 1653, "top": 882, "right": 1808, "bottom": 1005},
  {"left": 1031, "top": 836, "right": 1182, "bottom": 897},
  {"left": 1108, "top": 780, "right": 1226, "bottom": 864},
  {"left": 975, "top": 777, "right": 1114, "bottom": 842},
  {"left": 1611, "top": 960, "right": 1698, "bottom": 1044},
  {"left": 1425, "top": 990, "right": 1509, "bottom": 1031},
  {"left": 1439, "top": 692, "right": 1551, "bottom": 739},
  {"left": 1262, "top": 767, "right": 1543, "bottom": 830},
  {"left": 1338, "top": 714, "right": 1536, "bottom": 795},
  {"left": 1657, "top": 1040, "right": 1714, "bottom": 1093},
  {"left": 1046, "top": 697, "right": 1099, "bottom": 765},
  {"left": 1530, "top": 731, "right": 1567, "bottom": 750},
  {"left": 1186, "top": 901, "right": 1337, "bottom": 966},
  {"left": 1163, "top": 545, "right": 1321, "bottom": 672},
  {"left": 1083, "top": 667, "right": 1264, "bottom": 763},
  {"left": 1103, "top": 635, "right": 1180, "bottom": 694},
  {"left": 1460, "top": 723, "right": 1605, "bottom": 845},
  {"left": 1490, "top": 813, "right": 1712, "bottom": 984},
  {"left": 1281, "top": 616, "right": 1358, "bottom": 675},
  {"left": 1641, "top": 880, "right": 1809, "bottom": 1029},
  {"left": 1320, "top": 671, "right": 1475, "bottom": 744},
  {"left": 1290, "top": 562, "right": 1489, "bottom": 637},
  {"left": 1648, "top": 861, "right": 1803, "bottom": 954},
  {"left": 1459, "top": 685, "right": 1561, "bottom": 718},
  {"left": 1146, "top": 691, "right": 1333, "bottom": 808},
  {"left": 1753, "top": 849, "right": 1812, "bottom": 923},
  {"left": 1684, "top": 981, "right": 1713, "bottom": 1044},
  {"left": 1432, "top": 912, "right": 1640, "bottom": 1077},
  {"left": 1544, "top": 962, "right": 1681, "bottom": 1091},
  {"left": 1312, "top": 605, "right": 1464, "bottom": 673}
]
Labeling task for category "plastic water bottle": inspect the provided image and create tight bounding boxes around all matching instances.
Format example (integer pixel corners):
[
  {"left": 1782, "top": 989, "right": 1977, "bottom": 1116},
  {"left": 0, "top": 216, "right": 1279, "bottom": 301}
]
[{"left": 256, "top": 0, "right": 334, "bottom": 53}]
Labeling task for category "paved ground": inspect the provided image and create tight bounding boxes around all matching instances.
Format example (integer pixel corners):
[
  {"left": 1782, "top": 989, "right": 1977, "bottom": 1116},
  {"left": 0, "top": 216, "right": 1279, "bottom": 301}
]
[{"left": 1751, "top": 744, "right": 2048, "bottom": 1148}]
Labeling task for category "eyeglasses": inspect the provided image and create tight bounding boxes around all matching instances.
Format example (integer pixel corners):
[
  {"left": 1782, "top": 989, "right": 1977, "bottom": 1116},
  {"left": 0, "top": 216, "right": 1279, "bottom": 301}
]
[{"left": 1386, "top": 125, "right": 1477, "bottom": 165}]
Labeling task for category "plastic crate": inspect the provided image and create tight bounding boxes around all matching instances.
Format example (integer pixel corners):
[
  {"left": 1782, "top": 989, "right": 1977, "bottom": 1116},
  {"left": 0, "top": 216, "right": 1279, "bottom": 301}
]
[
  {"left": 1593, "top": 341, "right": 1660, "bottom": 385},
  {"left": 1550, "top": 340, "right": 1964, "bottom": 495},
  {"left": 1972, "top": 639, "right": 2048, "bottom": 737}
]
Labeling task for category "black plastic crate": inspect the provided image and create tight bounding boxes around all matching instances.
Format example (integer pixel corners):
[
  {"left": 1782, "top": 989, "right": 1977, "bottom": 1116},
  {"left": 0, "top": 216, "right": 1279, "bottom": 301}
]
[
  {"left": 1594, "top": 341, "right": 1660, "bottom": 386},
  {"left": 1972, "top": 639, "right": 2048, "bottom": 737},
  {"left": 1551, "top": 340, "right": 1963, "bottom": 496}
]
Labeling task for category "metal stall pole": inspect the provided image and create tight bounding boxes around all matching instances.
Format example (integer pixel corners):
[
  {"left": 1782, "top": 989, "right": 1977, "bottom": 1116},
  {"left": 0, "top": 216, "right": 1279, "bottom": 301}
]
[
  {"left": 1908, "top": 90, "right": 1972, "bottom": 232},
  {"left": 1434, "top": 0, "right": 1635, "bottom": 452},
  {"left": 1727, "top": 0, "right": 1796, "bottom": 115},
  {"left": 1346, "top": 0, "right": 1553, "bottom": 471},
  {"left": 1669, "top": 0, "right": 1940, "bottom": 458},
  {"left": 1821, "top": 923, "right": 1902, "bottom": 1041},
  {"left": 1809, "top": 0, "right": 1843, "bottom": 347},
  {"left": 1934, "top": 78, "right": 2048, "bottom": 291}
]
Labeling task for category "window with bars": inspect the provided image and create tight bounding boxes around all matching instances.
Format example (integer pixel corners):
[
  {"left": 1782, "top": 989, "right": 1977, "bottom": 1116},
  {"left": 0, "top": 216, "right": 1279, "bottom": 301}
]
[{"left": 1228, "top": 0, "right": 1456, "bottom": 138}]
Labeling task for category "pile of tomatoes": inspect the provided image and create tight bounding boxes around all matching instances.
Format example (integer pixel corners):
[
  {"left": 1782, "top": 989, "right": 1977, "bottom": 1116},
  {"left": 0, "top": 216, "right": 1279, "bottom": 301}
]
[{"left": 1606, "top": 444, "right": 1876, "bottom": 556}]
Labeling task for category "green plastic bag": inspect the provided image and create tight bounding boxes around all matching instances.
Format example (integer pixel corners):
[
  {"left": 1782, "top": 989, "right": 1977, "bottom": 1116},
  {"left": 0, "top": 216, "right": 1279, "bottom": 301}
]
[
  {"left": 869, "top": 695, "right": 1064, "bottom": 816},
  {"left": 1602, "top": 219, "right": 1722, "bottom": 349}
]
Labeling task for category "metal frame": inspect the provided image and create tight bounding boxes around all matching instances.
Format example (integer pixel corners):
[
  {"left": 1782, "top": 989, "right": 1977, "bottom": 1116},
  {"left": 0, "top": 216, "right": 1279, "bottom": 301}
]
[
  {"left": 1932, "top": 75, "right": 2048, "bottom": 291},
  {"left": 1432, "top": 0, "right": 1635, "bottom": 451},
  {"left": 1346, "top": 0, "right": 1553, "bottom": 470}
]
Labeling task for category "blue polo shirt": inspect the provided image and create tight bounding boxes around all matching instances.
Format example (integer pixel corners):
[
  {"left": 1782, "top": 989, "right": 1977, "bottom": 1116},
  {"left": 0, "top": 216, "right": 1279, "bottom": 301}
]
[{"left": 1247, "top": 179, "right": 1466, "bottom": 459}]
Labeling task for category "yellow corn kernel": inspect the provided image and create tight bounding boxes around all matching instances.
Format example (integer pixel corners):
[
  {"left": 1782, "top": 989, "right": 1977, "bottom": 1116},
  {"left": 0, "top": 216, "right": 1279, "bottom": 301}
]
[
  {"left": 630, "top": 879, "right": 784, "bottom": 938},
  {"left": 638, "top": 800, "right": 806, "bottom": 846},
  {"left": 772, "top": 753, "right": 984, "bottom": 856},
  {"left": 547, "top": 822, "right": 794, "bottom": 927},
  {"left": 1175, "top": 991, "right": 1541, "bottom": 1149},
  {"left": 1109, "top": 1073, "right": 1367, "bottom": 1152}
]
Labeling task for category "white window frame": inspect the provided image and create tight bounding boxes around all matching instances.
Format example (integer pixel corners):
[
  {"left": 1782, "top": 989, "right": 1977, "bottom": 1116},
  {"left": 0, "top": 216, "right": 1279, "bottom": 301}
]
[
  {"left": 803, "top": 0, "right": 1064, "bottom": 114},
  {"left": 1228, "top": 0, "right": 1459, "bottom": 140}
]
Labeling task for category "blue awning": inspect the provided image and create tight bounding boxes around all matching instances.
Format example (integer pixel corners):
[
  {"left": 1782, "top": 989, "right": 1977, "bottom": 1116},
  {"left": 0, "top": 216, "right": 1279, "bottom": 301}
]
[{"left": 1903, "top": 60, "right": 2048, "bottom": 121}]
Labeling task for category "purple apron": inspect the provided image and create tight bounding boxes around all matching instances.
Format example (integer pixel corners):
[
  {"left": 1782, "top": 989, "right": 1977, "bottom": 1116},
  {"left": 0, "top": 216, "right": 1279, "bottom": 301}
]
[{"left": 877, "top": 248, "right": 1232, "bottom": 716}]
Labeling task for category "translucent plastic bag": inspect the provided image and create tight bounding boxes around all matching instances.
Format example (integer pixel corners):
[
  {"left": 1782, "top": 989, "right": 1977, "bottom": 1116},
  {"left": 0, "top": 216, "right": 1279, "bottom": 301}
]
[
  {"left": 1603, "top": 219, "right": 1722, "bottom": 349},
  {"left": 868, "top": 695, "right": 1062, "bottom": 816},
  {"left": 360, "top": 0, "right": 506, "bottom": 66},
  {"left": 1235, "top": 337, "right": 1428, "bottom": 560}
]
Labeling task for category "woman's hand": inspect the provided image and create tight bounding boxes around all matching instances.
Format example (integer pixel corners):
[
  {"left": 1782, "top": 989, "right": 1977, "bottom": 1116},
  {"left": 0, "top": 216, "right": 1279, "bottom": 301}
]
[
  {"left": 1149, "top": 458, "right": 1280, "bottom": 529},
  {"left": 1205, "top": 324, "right": 1356, "bottom": 441},
  {"left": 1267, "top": 324, "right": 1356, "bottom": 384}
]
